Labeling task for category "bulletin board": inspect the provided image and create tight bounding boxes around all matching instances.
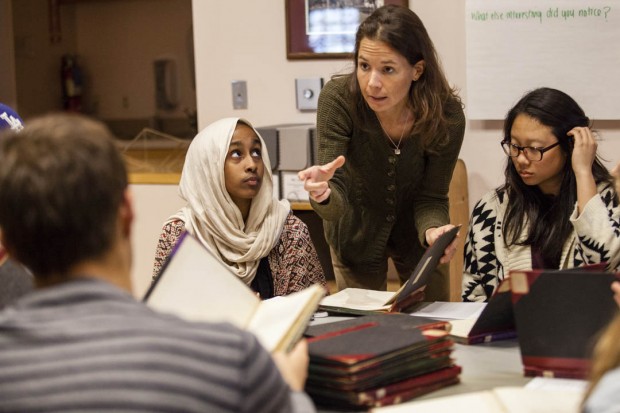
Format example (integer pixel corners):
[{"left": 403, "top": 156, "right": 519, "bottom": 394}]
[{"left": 466, "top": 0, "right": 620, "bottom": 120}]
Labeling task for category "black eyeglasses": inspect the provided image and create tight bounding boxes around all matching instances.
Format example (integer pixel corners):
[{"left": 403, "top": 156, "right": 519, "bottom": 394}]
[{"left": 501, "top": 140, "right": 561, "bottom": 162}]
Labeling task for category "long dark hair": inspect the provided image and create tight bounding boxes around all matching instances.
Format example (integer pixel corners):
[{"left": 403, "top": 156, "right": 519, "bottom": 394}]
[
  {"left": 501, "top": 87, "right": 612, "bottom": 265},
  {"left": 344, "top": 4, "right": 462, "bottom": 150}
]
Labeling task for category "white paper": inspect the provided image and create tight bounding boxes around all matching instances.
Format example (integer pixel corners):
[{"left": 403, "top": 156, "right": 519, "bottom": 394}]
[
  {"left": 371, "top": 386, "right": 583, "bottom": 413},
  {"left": 525, "top": 377, "right": 588, "bottom": 392},
  {"left": 466, "top": 0, "right": 620, "bottom": 119},
  {"left": 411, "top": 301, "right": 487, "bottom": 320}
]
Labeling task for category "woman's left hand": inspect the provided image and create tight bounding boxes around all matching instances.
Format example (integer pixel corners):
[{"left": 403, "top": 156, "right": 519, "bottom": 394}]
[
  {"left": 425, "top": 224, "right": 459, "bottom": 264},
  {"left": 568, "top": 126, "right": 597, "bottom": 178}
]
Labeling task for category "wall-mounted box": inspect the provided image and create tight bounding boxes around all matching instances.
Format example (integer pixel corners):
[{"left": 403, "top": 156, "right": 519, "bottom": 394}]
[
  {"left": 231, "top": 80, "right": 247, "bottom": 109},
  {"left": 255, "top": 123, "right": 314, "bottom": 171},
  {"left": 295, "top": 78, "right": 323, "bottom": 111},
  {"left": 276, "top": 124, "right": 314, "bottom": 170}
]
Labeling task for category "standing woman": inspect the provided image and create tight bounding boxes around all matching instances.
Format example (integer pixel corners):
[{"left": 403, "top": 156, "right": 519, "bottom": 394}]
[
  {"left": 299, "top": 5, "right": 465, "bottom": 297},
  {"left": 153, "top": 117, "right": 327, "bottom": 298},
  {"left": 462, "top": 87, "right": 620, "bottom": 302}
]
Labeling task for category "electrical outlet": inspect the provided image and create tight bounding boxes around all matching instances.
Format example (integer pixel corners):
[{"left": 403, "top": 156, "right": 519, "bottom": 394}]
[
  {"left": 295, "top": 78, "right": 323, "bottom": 111},
  {"left": 231, "top": 80, "right": 248, "bottom": 109}
]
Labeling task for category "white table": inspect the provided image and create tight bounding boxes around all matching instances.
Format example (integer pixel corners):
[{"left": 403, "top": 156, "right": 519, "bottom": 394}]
[{"left": 417, "top": 339, "right": 530, "bottom": 400}]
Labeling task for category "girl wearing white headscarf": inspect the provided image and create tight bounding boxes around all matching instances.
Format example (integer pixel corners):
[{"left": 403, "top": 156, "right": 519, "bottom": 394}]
[{"left": 152, "top": 117, "right": 326, "bottom": 297}]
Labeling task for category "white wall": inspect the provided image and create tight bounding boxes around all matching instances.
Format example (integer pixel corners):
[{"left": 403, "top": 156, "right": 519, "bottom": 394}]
[
  {"left": 192, "top": 0, "right": 620, "bottom": 213},
  {"left": 130, "top": 183, "right": 184, "bottom": 298},
  {"left": 191, "top": 0, "right": 351, "bottom": 127}
]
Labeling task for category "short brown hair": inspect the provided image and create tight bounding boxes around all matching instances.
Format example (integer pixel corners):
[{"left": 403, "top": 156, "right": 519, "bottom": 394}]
[{"left": 0, "top": 113, "right": 128, "bottom": 278}]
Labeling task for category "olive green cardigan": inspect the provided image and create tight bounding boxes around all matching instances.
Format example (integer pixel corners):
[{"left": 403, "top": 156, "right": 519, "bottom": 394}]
[{"left": 311, "top": 76, "right": 466, "bottom": 273}]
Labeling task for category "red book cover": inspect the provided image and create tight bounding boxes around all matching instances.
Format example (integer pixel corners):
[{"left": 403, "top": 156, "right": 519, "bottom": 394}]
[
  {"left": 308, "top": 322, "right": 451, "bottom": 367},
  {"left": 307, "top": 365, "right": 462, "bottom": 409},
  {"left": 305, "top": 313, "right": 450, "bottom": 338}
]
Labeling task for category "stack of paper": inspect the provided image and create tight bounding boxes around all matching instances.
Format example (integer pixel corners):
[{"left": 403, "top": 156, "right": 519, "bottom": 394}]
[{"left": 303, "top": 313, "right": 461, "bottom": 409}]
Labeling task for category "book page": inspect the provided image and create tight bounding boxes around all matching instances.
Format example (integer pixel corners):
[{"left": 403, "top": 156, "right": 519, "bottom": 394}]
[
  {"left": 493, "top": 387, "right": 583, "bottom": 413},
  {"left": 145, "top": 233, "right": 259, "bottom": 329},
  {"left": 319, "top": 288, "right": 394, "bottom": 312},
  {"left": 371, "top": 390, "right": 504, "bottom": 413},
  {"left": 448, "top": 318, "right": 478, "bottom": 339},
  {"left": 525, "top": 377, "right": 587, "bottom": 392},
  {"left": 412, "top": 302, "right": 486, "bottom": 320},
  {"left": 372, "top": 387, "right": 583, "bottom": 413},
  {"left": 247, "top": 284, "right": 324, "bottom": 353}
]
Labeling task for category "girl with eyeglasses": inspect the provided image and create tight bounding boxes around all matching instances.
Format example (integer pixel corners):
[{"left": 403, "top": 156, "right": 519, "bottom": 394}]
[{"left": 462, "top": 87, "right": 620, "bottom": 302}]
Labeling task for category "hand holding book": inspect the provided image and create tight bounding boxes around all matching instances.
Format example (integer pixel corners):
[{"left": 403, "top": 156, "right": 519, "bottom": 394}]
[
  {"left": 425, "top": 224, "right": 461, "bottom": 265},
  {"left": 319, "top": 225, "right": 461, "bottom": 315},
  {"left": 144, "top": 232, "right": 325, "bottom": 353}
]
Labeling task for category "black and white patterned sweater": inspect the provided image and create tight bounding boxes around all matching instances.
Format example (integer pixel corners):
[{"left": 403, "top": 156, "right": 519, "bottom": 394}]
[{"left": 462, "top": 182, "right": 620, "bottom": 302}]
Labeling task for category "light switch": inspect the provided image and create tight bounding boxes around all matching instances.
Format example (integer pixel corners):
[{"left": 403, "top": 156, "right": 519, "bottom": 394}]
[
  {"left": 295, "top": 78, "right": 323, "bottom": 111},
  {"left": 231, "top": 80, "right": 248, "bottom": 109}
]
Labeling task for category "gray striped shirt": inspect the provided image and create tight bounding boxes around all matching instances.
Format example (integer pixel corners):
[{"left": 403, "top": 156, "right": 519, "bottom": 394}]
[{"left": 0, "top": 278, "right": 315, "bottom": 413}]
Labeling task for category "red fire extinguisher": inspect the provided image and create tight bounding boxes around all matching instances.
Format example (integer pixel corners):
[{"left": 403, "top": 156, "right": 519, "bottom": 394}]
[{"left": 61, "top": 54, "right": 83, "bottom": 112}]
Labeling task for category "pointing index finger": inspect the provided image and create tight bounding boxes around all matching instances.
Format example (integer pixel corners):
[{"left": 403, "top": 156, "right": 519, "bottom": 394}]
[{"left": 321, "top": 155, "right": 346, "bottom": 174}]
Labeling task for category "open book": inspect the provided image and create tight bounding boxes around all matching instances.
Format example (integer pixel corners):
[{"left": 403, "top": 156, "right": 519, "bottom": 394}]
[
  {"left": 319, "top": 225, "right": 461, "bottom": 314},
  {"left": 143, "top": 231, "right": 325, "bottom": 353},
  {"left": 370, "top": 386, "right": 584, "bottom": 413},
  {"left": 446, "top": 278, "right": 516, "bottom": 344}
]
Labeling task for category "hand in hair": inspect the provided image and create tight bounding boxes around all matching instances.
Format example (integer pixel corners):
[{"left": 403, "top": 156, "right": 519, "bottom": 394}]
[
  {"left": 611, "top": 162, "right": 620, "bottom": 195},
  {"left": 569, "top": 127, "right": 598, "bottom": 216},
  {"left": 568, "top": 126, "right": 597, "bottom": 178}
]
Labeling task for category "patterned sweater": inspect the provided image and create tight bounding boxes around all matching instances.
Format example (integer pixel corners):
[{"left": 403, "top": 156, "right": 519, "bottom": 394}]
[
  {"left": 462, "top": 183, "right": 620, "bottom": 302},
  {"left": 310, "top": 76, "right": 466, "bottom": 273},
  {"left": 152, "top": 212, "right": 327, "bottom": 296}
]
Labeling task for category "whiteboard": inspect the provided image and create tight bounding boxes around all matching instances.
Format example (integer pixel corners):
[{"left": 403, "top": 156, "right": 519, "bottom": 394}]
[{"left": 466, "top": 0, "right": 620, "bottom": 120}]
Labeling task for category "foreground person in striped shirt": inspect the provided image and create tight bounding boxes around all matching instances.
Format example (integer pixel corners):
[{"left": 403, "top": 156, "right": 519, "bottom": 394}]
[{"left": 0, "top": 113, "right": 315, "bottom": 413}]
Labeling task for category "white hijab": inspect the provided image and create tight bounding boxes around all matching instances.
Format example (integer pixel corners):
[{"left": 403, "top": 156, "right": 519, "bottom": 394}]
[{"left": 167, "top": 117, "right": 290, "bottom": 284}]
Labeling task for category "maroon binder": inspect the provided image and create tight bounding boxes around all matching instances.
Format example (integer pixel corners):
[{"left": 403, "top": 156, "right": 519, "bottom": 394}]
[{"left": 510, "top": 268, "right": 619, "bottom": 379}]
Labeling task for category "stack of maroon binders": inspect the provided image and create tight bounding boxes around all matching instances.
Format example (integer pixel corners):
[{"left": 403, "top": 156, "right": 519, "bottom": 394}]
[{"left": 304, "top": 313, "right": 461, "bottom": 409}]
